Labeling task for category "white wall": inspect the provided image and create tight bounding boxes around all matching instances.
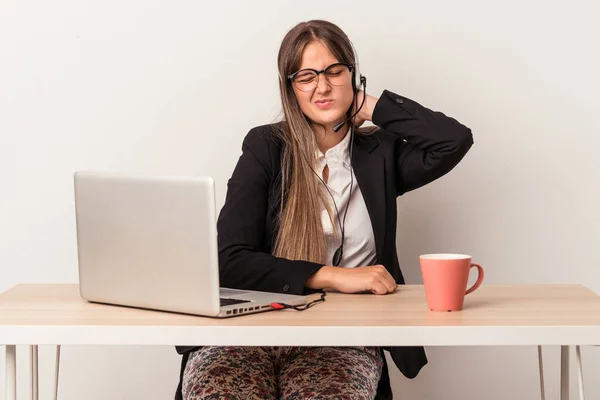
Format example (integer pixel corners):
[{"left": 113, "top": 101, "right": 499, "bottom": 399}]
[{"left": 1, "top": 0, "right": 599, "bottom": 399}]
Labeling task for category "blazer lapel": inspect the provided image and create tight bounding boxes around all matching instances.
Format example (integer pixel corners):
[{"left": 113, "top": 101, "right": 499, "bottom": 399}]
[{"left": 352, "top": 134, "right": 386, "bottom": 262}]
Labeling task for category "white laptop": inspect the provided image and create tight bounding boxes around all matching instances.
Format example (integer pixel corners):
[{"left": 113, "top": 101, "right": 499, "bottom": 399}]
[{"left": 73, "top": 171, "right": 308, "bottom": 317}]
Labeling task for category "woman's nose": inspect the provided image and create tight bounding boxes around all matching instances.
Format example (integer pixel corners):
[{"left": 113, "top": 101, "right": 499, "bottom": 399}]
[{"left": 315, "top": 73, "right": 331, "bottom": 94}]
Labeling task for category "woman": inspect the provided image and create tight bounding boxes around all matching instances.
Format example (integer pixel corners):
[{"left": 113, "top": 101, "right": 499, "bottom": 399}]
[{"left": 176, "top": 19, "right": 473, "bottom": 400}]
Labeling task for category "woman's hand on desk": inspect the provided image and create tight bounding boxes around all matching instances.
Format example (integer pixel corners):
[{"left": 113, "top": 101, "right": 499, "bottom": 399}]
[{"left": 306, "top": 265, "right": 397, "bottom": 295}]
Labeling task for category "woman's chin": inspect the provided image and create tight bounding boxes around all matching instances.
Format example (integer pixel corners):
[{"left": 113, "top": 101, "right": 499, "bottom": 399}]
[{"left": 310, "top": 113, "right": 345, "bottom": 130}]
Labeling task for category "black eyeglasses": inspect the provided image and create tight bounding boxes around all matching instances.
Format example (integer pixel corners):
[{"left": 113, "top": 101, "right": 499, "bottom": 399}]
[{"left": 287, "top": 63, "right": 353, "bottom": 92}]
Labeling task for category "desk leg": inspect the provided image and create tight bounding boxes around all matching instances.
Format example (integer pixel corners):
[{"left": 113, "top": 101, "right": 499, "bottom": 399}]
[
  {"left": 6, "top": 345, "right": 17, "bottom": 400},
  {"left": 30, "top": 345, "right": 39, "bottom": 400},
  {"left": 537, "top": 346, "right": 546, "bottom": 400},
  {"left": 561, "top": 345, "right": 570, "bottom": 400},
  {"left": 54, "top": 345, "right": 61, "bottom": 400},
  {"left": 576, "top": 346, "right": 584, "bottom": 400}
]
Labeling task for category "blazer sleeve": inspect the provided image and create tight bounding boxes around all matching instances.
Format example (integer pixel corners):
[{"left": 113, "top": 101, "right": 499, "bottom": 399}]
[
  {"left": 217, "top": 128, "right": 325, "bottom": 295},
  {"left": 371, "top": 89, "right": 474, "bottom": 196}
]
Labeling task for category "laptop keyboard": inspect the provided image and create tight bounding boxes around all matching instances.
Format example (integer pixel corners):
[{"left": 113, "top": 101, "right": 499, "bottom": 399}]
[
  {"left": 220, "top": 297, "right": 251, "bottom": 307},
  {"left": 220, "top": 288, "right": 250, "bottom": 296}
]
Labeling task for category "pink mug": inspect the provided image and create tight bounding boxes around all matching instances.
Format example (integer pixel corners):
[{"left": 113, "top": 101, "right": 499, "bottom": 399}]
[{"left": 419, "top": 254, "right": 484, "bottom": 311}]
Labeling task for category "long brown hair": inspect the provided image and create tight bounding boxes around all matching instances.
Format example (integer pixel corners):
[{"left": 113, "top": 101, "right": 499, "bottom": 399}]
[{"left": 272, "top": 20, "right": 374, "bottom": 265}]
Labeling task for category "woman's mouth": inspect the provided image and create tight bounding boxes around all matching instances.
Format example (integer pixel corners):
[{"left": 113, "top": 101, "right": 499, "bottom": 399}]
[{"left": 315, "top": 99, "right": 334, "bottom": 109}]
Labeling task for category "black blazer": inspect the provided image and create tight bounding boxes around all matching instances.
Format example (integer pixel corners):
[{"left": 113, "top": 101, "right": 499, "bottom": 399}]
[{"left": 175, "top": 90, "right": 473, "bottom": 400}]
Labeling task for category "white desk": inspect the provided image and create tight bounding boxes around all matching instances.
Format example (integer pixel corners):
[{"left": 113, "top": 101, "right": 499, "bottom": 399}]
[{"left": 2, "top": 284, "right": 600, "bottom": 400}]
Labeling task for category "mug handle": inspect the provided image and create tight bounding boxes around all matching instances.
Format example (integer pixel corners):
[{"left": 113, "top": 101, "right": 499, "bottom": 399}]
[{"left": 465, "top": 263, "right": 484, "bottom": 295}]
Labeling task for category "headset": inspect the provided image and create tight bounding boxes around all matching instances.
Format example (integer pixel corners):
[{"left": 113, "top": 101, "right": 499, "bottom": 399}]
[
  {"left": 282, "top": 38, "right": 368, "bottom": 267},
  {"left": 314, "top": 40, "right": 367, "bottom": 267},
  {"left": 332, "top": 40, "right": 367, "bottom": 132}
]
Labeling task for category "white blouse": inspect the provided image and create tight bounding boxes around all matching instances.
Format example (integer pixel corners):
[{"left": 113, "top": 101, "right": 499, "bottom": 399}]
[{"left": 315, "top": 131, "right": 377, "bottom": 268}]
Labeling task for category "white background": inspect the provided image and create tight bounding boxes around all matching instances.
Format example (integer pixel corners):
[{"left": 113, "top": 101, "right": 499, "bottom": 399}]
[{"left": 1, "top": 0, "right": 599, "bottom": 399}]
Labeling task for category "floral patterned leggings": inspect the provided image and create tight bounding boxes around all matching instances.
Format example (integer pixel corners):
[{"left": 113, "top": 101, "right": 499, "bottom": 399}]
[{"left": 182, "top": 346, "right": 384, "bottom": 400}]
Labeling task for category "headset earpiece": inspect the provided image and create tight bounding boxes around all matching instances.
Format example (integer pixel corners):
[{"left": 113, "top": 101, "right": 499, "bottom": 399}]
[{"left": 350, "top": 40, "right": 362, "bottom": 92}]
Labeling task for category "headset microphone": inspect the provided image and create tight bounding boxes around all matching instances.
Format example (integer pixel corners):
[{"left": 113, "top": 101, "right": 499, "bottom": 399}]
[{"left": 332, "top": 76, "right": 367, "bottom": 133}]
